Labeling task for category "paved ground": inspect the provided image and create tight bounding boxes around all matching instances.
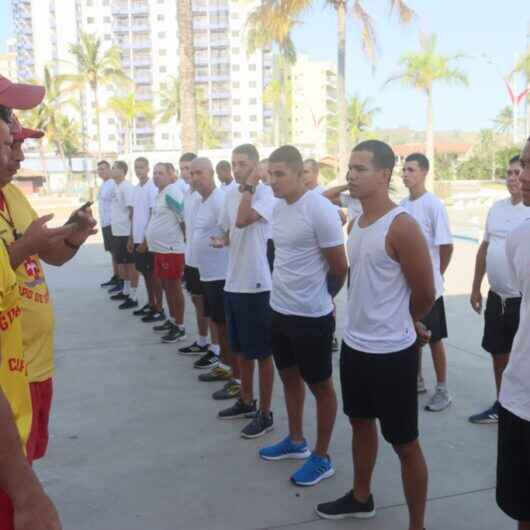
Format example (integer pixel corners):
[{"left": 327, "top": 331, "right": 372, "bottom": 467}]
[{"left": 35, "top": 239, "right": 516, "bottom": 530}]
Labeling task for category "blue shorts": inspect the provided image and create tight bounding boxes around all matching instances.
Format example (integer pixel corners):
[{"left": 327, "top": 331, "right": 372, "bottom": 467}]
[{"left": 224, "top": 291, "right": 272, "bottom": 360}]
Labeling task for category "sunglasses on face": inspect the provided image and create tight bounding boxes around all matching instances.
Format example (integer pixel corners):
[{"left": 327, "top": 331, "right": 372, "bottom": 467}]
[{"left": 507, "top": 169, "right": 520, "bottom": 177}]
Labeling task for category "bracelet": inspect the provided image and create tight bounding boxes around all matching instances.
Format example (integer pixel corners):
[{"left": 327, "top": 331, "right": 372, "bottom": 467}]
[{"left": 64, "top": 239, "right": 81, "bottom": 250}]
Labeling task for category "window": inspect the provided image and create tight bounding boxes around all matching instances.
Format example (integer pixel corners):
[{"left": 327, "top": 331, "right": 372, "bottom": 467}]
[
  {"left": 231, "top": 31, "right": 239, "bottom": 38},
  {"left": 249, "top": 81, "right": 256, "bottom": 88},
  {"left": 232, "top": 64, "right": 240, "bottom": 72},
  {"left": 107, "top": 118, "right": 115, "bottom": 125},
  {"left": 104, "top": 34, "right": 111, "bottom": 40},
  {"left": 159, "top": 49, "right": 166, "bottom": 56},
  {"left": 108, "top": 134, "right": 116, "bottom": 141},
  {"left": 231, "top": 47, "right": 240, "bottom": 54},
  {"left": 157, "top": 14, "right": 164, "bottom": 21},
  {"left": 160, "top": 66, "right": 167, "bottom": 73},
  {"left": 158, "top": 32, "right": 166, "bottom": 38},
  {"left": 233, "top": 132, "right": 241, "bottom": 139},
  {"left": 250, "top": 115, "right": 257, "bottom": 122},
  {"left": 162, "top": 133, "right": 170, "bottom": 140},
  {"left": 234, "top": 116, "right": 241, "bottom": 122},
  {"left": 104, "top": 16, "right": 111, "bottom": 23},
  {"left": 232, "top": 81, "right": 240, "bottom": 88},
  {"left": 250, "top": 131, "right": 257, "bottom": 138},
  {"left": 232, "top": 99, "right": 240, "bottom": 105},
  {"left": 249, "top": 98, "right": 257, "bottom": 104},
  {"left": 249, "top": 64, "right": 256, "bottom": 71},
  {"left": 87, "top": 17, "right": 95, "bottom": 23}
]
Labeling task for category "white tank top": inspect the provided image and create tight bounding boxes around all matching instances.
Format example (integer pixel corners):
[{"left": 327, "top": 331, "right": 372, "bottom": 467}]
[{"left": 344, "top": 207, "right": 417, "bottom": 354}]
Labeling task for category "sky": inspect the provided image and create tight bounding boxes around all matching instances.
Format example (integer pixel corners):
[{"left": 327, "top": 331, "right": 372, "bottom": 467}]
[{"left": 1, "top": 0, "right": 529, "bottom": 132}]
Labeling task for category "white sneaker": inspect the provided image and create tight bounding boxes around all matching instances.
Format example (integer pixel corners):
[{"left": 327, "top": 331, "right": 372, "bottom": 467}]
[
  {"left": 417, "top": 376, "right": 427, "bottom": 394},
  {"left": 425, "top": 387, "right": 452, "bottom": 412}
]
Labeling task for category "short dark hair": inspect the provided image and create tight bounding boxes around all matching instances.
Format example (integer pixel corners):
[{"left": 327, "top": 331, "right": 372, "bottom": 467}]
[
  {"left": 353, "top": 140, "right": 396, "bottom": 173},
  {"left": 113, "top": 160, "right": 128, "bottom": 175},
  {"left": 405, "top": 153, "right": 430, "bottom": 172},
  {"left": 216, "top": 160, "right": 231, "bottom": 172},
  {"left": 304, "top": 158, "right": 320, "bottom": 173},
  {"left": 269, "top": 145, "right": 304, "bottom": 173},
  {"left": 180, "top": 152, "right": 197, "bottom": 163},
  {"left": 165, "top": 162, "right": 176, "bottom": 173},
  {"left": 509, "top": 155, "right": 520, "bottom": 165},
  {"left": 97, "top": 160, "right": 110, "bottom": 168},
  {"left": 0, "top": 105, "right": 12, "bottom": 125},
  {"left": 135, "top": 156, "right": 149, "bottom": 165},
  {"left": 233, "top": 143, "right": 259, "bottom": 162}
]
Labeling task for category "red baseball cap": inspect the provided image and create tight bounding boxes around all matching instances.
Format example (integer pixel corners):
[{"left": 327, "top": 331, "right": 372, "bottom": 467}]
[
  {"left": 0, "top": 75, "right": 45, "bottom": 110},
  {"left": 10, "top": 114, "right": 44, "bottom": 141}
]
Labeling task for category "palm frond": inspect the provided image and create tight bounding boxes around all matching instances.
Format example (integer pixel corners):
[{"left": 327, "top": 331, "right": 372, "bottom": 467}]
[{"left": 352, "top": 0, "right": 378, "bottom": 64}]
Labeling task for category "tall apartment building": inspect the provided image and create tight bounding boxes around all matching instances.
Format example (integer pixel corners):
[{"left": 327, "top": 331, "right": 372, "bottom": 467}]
[
  {"left": 11, "top": 0, "right": 273, "bottom": 153},
  {"left": 290, "top": 54, "right": 337, "bottom": 158},
  {"left": 0, "top": 39, "right": 18, "bottom": 80}
]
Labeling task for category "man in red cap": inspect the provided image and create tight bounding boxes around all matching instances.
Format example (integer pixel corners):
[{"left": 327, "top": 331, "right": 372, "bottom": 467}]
[{"left": 0, "top": 85, "right": 63, "bottom": 530}]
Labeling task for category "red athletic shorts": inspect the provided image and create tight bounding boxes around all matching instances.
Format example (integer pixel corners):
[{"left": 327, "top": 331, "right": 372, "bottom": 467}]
[
  {"left": 0, "top": 491, "right": 14, "bottom": 530},
  {"left": 154, "top": 253, "right": 185, "bottom": 280},
  {"left": 27, "top": 378, "right": 53, "bottom": 462}
]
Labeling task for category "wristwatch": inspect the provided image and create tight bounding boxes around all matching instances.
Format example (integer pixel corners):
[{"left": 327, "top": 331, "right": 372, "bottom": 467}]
[{"left": 241, "top": 184, "right": 256, "bottom": 194}]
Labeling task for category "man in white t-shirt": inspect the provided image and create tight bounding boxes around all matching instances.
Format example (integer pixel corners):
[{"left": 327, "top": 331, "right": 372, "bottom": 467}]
[
  {"left": 496, "top": 138, "right": 530, "bottom": 530},
  {"left": 168, "top": 161, "right": 190, "bottom": 194},
  {"left": 322, "top": 182, "right": 363, "bottom": 234},
  {"left": 122, "top": 157, "right": 161, "bottom": 314},
  {"left": 259, "top": 146, "right": 348, "bottom": 487},
  {"left": 145, "top": 163, "right": 186, "bottom": 344},
  {"left": 303, "top": 158, "right": 325, "bottom": 194},
  {"left": 97, "top": 160, "right": 119, "bottom": 288},
  {"left": 190, "top": 157, "right": 241, "bottom": 400},
  {"left": 317, "top": 140, "right": 434, "bottom": 527},
  {"left": 400, "top": 153, "right": 454, "bottom": 412},
  {"left": 212, "top": 144, "right": 276, "bottom": 439},
  {"left": 216, "top": 160, "right": 235, "bottom": 189},
  {"left": 109, "top": 161, "right": 139, "bottom": 307},
  {"left": 469, "top": 155, "right": 529, "bottom": 424}
]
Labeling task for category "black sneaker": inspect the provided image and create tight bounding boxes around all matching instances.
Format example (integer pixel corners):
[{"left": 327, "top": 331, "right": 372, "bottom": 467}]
[
  {"left": 241, "top": 411, "right": 274, "bottom": 439},
  {"left": 178, "top": 342, "right": 209, "bottom": 356},
  {"left": 161, "top": 324, "right": 186, "bottom": 343},
  {"left": 119, "top": 297, "right": 139, "bottom": 310},
  {"left": 218, "top": 398, "right": 257, "bottom": 420},
  {"left": 153, "top": 320, "right": 172, "bottom": 332},
  {"left": 100, "top": 275, "right": 119, "bottom": 287},
  {"left": 316, "top": 491, "right": 375, "bottom": 520},
  {"left": 142, "top": 311, "right": 166, "bottom": 323},
  {"left": 193, "top": 351, "right": 219, "bottom": 369},
  {"left": 212, "top": 380, "right": 240, "bottom": 400},
  {"left": 108, "top": 282, "right": 124, "bottom": 294},
  {"left": 110, "top": 292, "right": 128, "bottom": 301},
  {"left": 133, "top": 303, "right": 151, "bottom": 316}
]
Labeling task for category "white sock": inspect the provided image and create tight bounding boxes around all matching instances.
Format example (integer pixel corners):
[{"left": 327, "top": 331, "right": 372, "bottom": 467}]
[
  {"left": 197, "top": 335, "right": 209, "bottom": 347},
  {"left": 171, "top": 318, "right": 184, "bottom": 330},
  {"left": 233, "top": 378, "right": 241, "bottom": 385},
  {"left": 129, "top": 287, "right": 137, "bottom": 301},
  {"left": 123, "top": 281, "right": 130, "bottom": 296},
  {"left": 436, "top": 382, "right": 447, "bottom": 391},
  {"left": 210, "top": 344, "right": 220, "bottom": 356},
  {"left": 218, "top": 362, "right": 230, "bottom": 372}
]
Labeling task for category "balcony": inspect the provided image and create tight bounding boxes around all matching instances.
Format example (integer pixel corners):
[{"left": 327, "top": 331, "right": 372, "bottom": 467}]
[
  {"left": 112, "top": 23, "right": 129, "bottom": 33},
  {"left": 209, "top": 21, "right": 229, "bottom": 30},
  {"left": 193, "top": 19, "right": 209, "bottom": 29},
  {"left": 111, "top": 3, "right": 129, "bottom": 15},
  {"left": 211, "top": 57, "right": 230, "bottom": 65},
  {"left": 131, "top": 57, "right": 152, "bottom": 67},
  {"left": 125, "top": 40, "right": 152, "bottom": 50},
  {"left": 130, "top": 3, "right": 149, "bottom": 15},
  {"left": 211, "top": 109, "right": 231, "bottom": 117},
  {"left": 134, "top": 72, "right": 152, "bottom": 84},
  {"left": 211, "top": 91, "right": 231, "bottom": 99},
  {"left": 136, "top": 92, "right": 153, "bottom": 101},
  {"left": 210, "top": 38, "right": 229, "bottom": 47}
]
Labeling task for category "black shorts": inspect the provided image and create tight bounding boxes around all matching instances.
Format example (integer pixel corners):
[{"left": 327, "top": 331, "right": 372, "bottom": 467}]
[
  {"left": 421, "top": 296, "right": 448, "bottom": 343},
  {"left": 497, "top": 406, "right": 530, "bottom": 522},
  {"left": 202, "top": 280, "right": 226, "bottom": 324},
  {"left": 482, "top": 291, "right": 521, "bottom": 355},
  {"left": 224, "top": 291, "right": 272, "bottom": 359},
  {"left": 102, "top": 225, "right": 113, "bottom": 253},
  {"left": 134, "top": 245, "right": 154, "bottom": 275},
  {"left": 271, "top": 310, "right": 333, "bottom": 385},
  {"left": 340, "top": 342, "right": 419, "bottom": 445},
  {"left": 111, "top": 236, "right": 134, "bottom": 264},
  {"left": 183, "top": 266, "right": 203, "bottom": 296},
  {"left": 267, "top": 239, "right": 275, "bottom": 273}
]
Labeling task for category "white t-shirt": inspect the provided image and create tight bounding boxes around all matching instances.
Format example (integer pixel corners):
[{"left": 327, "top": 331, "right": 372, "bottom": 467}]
[
  {"left": 500, "top": 218, "right": 530, "bottom": 421},
  {"left": 192, "top": 187, "right": 229, "bottom": 281},
  {"left": 145, "top": 182, "right": 185, "bottom": 254},
  {"left": 175, "top": 178, "right": 189, "bottom": 194},
  {"left": 221, "top": 183, "right": 275, "bottom": 293},
  {"left": 484, "top": 198, "right": 530, "bottom": 299},
  {"left": 132, "top": 179, "right": 158, "bottom": 244},
  {"left": 400, "top": 192, "right": 453, "bottom": 300},
  {"left": 271, "top": 191, "right": 344, "bottom": 317},
  {"left": 340, "top": 193, "right": 363, "bottom": 220},
  {"left": 312, "top": 184, "right": 325, "bottom": 194},
  {"left": 110, "top": 180, "right": 135, "bottom": 237},
  {"left": 184, "top": 190, "right": 202, "bottom": 267},
  {"left": 97, "top": 178, "right": 116, "bottom": 228},
  {"left": 221, "top": 180, "right": 238, "bottom": 192}
]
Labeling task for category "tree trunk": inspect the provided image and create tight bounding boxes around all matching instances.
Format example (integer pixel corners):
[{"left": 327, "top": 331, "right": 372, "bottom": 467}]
[
  {"left": 56, "top": 142, "right": 71, "bottom": 182},
  {"left": 178, "top": 0, "right": 198, "bottom": 152},
  {"left": 425, "top": 87, "right": 435, "bottom": 190},
  {"left": 93, "top": 80, "right": 103, "bottom": 161},
  {"left": 38, "top": 140, "right": 50, "bottom": 193},
  {"left": 336, "top": 1, "right": 348, "bottom": 179}
]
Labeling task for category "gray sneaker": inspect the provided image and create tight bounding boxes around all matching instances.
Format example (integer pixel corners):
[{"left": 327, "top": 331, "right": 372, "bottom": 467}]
[
  {"left": 425, "top": 387, "right": 452, "bottom": 412},
  {"left": 241, "top": 411, "right": 274, "bottom": 439}
]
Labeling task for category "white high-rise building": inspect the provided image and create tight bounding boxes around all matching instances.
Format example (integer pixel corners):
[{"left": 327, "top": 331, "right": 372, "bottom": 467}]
[
  {"left": 0, "top": 39, "right": 18, "bottom": 80},
  {"left": 290, "top": 54, "right": 337, "bottom": 158},
  {"left": 11, "top": 0, "right": 273, "bottom": 153}
]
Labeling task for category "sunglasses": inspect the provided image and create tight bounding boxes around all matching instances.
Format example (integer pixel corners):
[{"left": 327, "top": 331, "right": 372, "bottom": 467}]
[{"left": 507, "top": 169, "right": 520, "bottom": 177}]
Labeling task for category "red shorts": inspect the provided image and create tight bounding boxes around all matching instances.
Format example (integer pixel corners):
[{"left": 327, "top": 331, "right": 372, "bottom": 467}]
[
  {"left": 154, "top": 253, "right": 185, "bottom": 280},
  {"left": 27, "top": 378, "right": 53, "bottom": 462},
  {"left": 0, "top": 490, "right": 14, "bottom": 530}
]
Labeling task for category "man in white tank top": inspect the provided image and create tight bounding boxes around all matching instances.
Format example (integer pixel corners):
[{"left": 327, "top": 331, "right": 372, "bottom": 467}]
[
  {"left": 400, "top": 153, "right": 454, "bottom": 412},
  {"left": 316, "top": 141, "right": 435, "bottom": 530}
]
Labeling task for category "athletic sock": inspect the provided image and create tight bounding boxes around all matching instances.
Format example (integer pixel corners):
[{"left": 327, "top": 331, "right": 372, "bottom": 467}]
[
  {"left": 128, "top": 287, "right": 137, "bottom": 301},
  {"left": 233, "top": 378, "right": 241, "bottom": 385},
  {"left": 197, "top": 335, "right": 209, "bottom": 347},
  {"left": 218, "top": 362, "right": 231, "bottom": 372},
  {"left": 171, "top": 318, "right": 184, "bottom": 330},
  {"left": 123, "top": 281, "right": 130, "bottom": 296},
  {"left": 210, "top": 344, "right": 220, "bottom": 356},
  {"left": 436, "top": 382, "right": 447, "bottom": 391}
]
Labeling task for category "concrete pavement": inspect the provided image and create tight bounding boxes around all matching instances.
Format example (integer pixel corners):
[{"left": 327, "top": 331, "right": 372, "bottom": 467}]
[{"left": 35, "top": 239, "right": 516, "bottom": 530}]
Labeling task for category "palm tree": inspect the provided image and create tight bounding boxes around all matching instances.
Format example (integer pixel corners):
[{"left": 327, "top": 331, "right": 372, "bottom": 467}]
[
  {"left": 107, "top": 94, "right": 154, "bottom": 154},
  {"left": 493, "top": 106, "right": 513, "bottom": 135},
  {"left": 515, "top": 47, "right": 530, "bottom": 138},
  {"left": 386, "top": 33, "right": 468, "bottom": 185},
  {"left": 159, "top": 76, "right": 181, "bottom": 124},
  {"left": 63, "top": 32, "right": 129, "bottom": 160},
  {"left": 177, "top": 0, "right": 198, "bottom": 152},
  {"left": 347, "top": 94, "right": 381, "bottom": 142},
  {"left": 247, "top": 0, "right": 415, "bottom": 175}
]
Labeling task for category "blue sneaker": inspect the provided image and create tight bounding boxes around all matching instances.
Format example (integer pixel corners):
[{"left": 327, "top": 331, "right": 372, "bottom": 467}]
[
  {"left": 259, "top": 436, "right": 311, "bottom": 461},
  {"left": 291, "top": 453, "right": 335, "bottom": 487}
]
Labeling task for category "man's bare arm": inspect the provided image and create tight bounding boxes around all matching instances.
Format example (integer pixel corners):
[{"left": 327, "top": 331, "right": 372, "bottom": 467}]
[
  {"left": 322, "top": 184, "right": 348, "bottom": 207},
  {"left": 439, "top": 244, "right": 453, "bottom": 275},
  {"left": 321, "top": 245, "right": 348, "bottom": 297},
  {"left": 470, "top": 241, "right": 488, "bottom": 314},
  {"left": 235, "top": 191, "right": 262, "bottom": 228}
]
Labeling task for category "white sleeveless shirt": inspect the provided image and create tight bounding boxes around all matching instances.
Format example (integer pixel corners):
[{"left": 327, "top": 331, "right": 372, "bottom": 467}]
[{"left": 343, "top": 207, "right": 417, "bottom": 354}]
